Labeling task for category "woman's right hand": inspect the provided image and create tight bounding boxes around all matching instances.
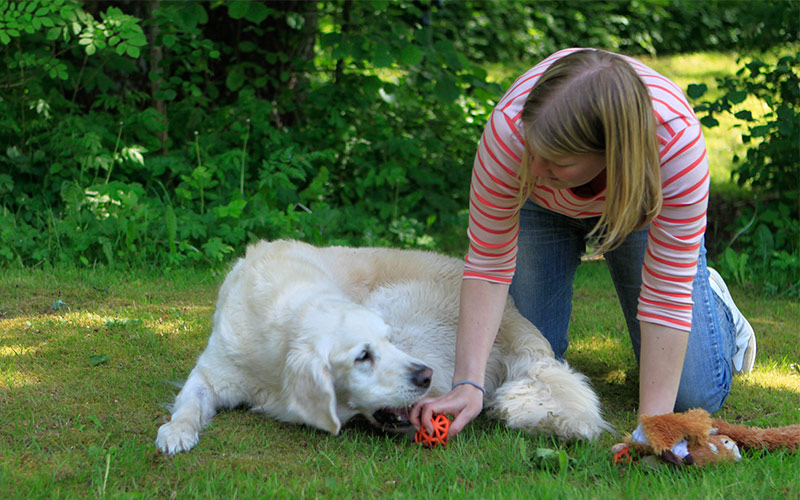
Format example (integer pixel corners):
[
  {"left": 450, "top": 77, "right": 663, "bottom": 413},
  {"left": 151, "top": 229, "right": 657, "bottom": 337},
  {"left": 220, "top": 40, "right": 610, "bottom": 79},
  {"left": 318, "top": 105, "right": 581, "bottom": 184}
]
[{"left": 409, "top": 383, "right": 484, "bottom": 437}]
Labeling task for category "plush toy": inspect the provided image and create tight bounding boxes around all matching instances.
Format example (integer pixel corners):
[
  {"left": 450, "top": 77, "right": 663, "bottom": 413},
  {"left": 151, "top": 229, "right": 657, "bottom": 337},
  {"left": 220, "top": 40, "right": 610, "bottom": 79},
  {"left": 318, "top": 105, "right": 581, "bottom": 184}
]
[{"left": 612, "top": 408, "right": 800, "bottom": 467}]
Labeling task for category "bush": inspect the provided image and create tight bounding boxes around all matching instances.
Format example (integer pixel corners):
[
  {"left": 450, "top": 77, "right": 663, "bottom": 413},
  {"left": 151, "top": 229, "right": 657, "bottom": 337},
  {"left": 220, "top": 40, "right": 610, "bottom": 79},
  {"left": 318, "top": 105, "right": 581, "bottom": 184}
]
[
  {"left": 1, "top": 0, "right": 796, "bottom": 272},
  {"left": 690, "top": 54, "right": 800, "bottom": 295},
  {"left": 0, "top": 1, "right": 496, "bottom": 267}
]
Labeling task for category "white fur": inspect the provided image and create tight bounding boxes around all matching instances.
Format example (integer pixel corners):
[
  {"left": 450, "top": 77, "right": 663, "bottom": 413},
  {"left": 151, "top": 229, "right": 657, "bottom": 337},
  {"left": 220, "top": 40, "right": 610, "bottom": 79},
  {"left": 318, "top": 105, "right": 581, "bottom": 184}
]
[{"left": 156, "top": 239, "right": 610, "bottom": 454}]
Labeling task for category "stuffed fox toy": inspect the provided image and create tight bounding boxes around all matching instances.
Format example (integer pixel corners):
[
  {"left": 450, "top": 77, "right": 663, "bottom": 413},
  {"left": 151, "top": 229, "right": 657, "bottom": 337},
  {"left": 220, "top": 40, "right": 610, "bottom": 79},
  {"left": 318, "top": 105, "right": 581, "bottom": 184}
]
[{"left": 612, "top": 408, "right": 800, "bottom": 466}]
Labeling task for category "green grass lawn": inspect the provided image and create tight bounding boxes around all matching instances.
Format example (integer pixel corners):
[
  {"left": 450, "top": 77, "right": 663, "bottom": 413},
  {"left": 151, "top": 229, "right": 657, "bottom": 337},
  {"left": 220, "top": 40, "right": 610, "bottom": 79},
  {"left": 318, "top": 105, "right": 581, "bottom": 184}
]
[{"left": 1, "top": 261, "right": 798, "bottom": 499}]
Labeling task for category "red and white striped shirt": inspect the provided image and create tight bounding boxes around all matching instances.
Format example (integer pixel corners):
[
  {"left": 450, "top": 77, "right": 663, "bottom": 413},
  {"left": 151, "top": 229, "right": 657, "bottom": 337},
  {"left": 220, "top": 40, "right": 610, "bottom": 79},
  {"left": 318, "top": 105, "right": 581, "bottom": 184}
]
[{"left": 464, "top": 48, "right": 709, "bottom": 331}]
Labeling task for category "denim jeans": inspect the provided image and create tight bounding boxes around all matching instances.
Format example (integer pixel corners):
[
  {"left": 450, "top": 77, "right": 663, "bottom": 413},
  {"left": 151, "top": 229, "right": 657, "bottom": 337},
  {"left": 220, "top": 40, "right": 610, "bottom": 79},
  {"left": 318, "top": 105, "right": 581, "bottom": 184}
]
[{"left": 508, "top": 200, "right": 736, "bottom": 413}]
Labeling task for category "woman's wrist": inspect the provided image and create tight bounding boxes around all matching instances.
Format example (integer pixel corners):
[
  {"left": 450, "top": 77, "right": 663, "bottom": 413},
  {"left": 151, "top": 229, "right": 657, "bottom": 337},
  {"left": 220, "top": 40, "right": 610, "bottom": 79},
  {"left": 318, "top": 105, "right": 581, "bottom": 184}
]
[{"left": 451, "top": 380, "right": 486, "bottom": 394}]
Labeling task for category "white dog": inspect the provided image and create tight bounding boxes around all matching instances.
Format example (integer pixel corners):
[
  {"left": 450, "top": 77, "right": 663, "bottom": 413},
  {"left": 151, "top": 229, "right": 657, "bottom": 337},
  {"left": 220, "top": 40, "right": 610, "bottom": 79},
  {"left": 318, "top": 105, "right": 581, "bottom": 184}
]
[{"left": 156, "top": 240, "right": 609, "bottom": 454}]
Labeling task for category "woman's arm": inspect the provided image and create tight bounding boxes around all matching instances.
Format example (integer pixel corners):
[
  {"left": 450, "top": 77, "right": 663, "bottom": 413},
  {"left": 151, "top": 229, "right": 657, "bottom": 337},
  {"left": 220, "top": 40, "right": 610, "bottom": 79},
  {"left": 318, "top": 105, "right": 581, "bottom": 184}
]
[
  {"left": 410, "top": 278, "right": 510, "bottom": 436},
  {"left": 452, "top": 278, "right": 510, "bottom": 389},
  {"left": 638, "top": 320, "right": 689, "bottom": 418}
]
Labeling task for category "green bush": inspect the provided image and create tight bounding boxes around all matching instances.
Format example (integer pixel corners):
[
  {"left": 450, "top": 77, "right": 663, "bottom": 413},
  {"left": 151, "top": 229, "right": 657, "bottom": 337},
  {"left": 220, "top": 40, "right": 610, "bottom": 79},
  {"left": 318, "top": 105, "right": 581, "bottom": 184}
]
[
  {"left": 691, "top": 54, "right": 800, "bottom": 295},
  {"left": 1, "top": 0, "right": 796, "bottom": 272},
  {"left": 0, "top": 1, "right": 494, "bottom": 267}
]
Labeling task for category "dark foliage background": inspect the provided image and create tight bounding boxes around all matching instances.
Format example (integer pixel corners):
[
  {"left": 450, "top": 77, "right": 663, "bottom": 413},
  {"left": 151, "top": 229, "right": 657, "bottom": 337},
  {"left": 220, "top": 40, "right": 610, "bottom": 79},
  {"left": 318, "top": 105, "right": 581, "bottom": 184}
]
[{"left": 0, "top": 0, "right": 797, "bottom": 292}]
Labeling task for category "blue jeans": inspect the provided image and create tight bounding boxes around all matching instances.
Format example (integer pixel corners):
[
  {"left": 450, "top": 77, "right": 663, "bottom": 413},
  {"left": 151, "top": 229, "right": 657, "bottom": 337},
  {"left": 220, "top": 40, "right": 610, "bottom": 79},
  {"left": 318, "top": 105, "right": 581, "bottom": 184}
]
[{"left": 508, "top": 200, "right": 737, "bottom": 413}]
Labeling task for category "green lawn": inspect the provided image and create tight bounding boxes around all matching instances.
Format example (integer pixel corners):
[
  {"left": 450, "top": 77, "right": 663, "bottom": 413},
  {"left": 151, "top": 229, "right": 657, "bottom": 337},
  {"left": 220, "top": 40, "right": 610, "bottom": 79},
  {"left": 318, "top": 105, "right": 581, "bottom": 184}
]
[{"left": 1, "top": 262, "right": 798, "bottom": 498}]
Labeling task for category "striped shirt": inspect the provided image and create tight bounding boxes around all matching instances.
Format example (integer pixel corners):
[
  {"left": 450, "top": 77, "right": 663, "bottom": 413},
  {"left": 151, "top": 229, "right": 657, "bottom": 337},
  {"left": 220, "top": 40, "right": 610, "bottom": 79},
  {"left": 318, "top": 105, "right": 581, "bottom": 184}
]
[{"left": 464, "top": 48, "right": 709, "bottom": 332}]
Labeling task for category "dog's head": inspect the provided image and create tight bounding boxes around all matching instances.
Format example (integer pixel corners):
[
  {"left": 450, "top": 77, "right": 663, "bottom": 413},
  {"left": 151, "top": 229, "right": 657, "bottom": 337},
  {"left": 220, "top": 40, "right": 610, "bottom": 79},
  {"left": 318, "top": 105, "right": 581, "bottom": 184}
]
[{"left": 283, "top": 301, "right": 431, "bottom": 435}]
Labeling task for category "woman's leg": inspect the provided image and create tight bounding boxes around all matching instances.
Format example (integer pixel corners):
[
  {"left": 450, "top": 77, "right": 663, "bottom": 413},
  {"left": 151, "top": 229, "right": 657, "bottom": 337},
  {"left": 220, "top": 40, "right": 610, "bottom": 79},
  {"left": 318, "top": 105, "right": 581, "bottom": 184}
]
[
  {"left": 509, "top": 200, "right": 588, "bottom": 359},
  {"left": 673, "top": 247, "right": 736, "bottom": 412},
  {"left": 603, "top": 226, "right": 649, "bottom": 361},
  {"left": 605, "top": 236, "right": 737, "bottom": 413}
]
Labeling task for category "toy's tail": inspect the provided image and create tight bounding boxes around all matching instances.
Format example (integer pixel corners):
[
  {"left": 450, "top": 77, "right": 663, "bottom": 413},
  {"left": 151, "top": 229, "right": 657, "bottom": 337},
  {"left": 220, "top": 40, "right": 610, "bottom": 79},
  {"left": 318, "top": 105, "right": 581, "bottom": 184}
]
[{"left": 711, "top": 419, "right": 800, "bottom": 452}]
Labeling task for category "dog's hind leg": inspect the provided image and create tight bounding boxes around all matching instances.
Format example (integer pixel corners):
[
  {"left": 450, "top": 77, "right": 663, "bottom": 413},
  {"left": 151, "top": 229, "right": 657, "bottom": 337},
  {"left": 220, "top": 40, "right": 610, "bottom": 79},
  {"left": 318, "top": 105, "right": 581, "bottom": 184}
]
[
  {"left": 156, "top": 368, "right": 220, "bottom": 454},
  {"left": 491, "top": 358, "right": 611, "bottom": 441}
]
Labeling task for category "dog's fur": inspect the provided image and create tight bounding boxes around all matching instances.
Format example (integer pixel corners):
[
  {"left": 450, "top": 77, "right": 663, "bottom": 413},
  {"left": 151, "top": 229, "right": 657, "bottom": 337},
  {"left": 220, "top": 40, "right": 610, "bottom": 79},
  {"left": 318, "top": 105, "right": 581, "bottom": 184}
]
[{"left": 156, "top": 240, "right": 609, "bottom": 454}]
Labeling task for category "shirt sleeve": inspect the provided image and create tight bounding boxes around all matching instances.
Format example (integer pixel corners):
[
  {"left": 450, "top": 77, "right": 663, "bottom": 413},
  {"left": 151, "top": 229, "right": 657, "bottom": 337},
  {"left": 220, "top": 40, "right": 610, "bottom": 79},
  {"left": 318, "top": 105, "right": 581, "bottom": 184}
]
[
  {"left": 638, "top": 123, "right": 710, "bottom": 331},
  {"left": 463, "top": 109, "right": 526, "bottom": 283}
]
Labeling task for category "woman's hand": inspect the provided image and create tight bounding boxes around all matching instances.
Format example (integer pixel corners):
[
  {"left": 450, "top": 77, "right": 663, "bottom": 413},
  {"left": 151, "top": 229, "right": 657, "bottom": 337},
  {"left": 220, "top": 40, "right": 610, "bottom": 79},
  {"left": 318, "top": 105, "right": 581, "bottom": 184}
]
[
  {"left": 410, "top": 384, "right": 484, "bottom": 436},
  {"left": 412, "top": 279, "right": 508, "bottom": 437}
]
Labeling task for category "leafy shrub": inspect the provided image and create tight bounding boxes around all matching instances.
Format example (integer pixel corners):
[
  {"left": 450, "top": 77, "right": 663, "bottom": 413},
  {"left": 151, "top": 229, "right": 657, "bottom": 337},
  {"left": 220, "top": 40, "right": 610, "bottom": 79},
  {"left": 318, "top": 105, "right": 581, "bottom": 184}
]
[
  {"left": 690, "top": 54, "right": 800, "bottom": 295},
  {"left": 0, "top": 1, "right": 492, "bottom": 268},
  {"left": 0, "top": 0, "right": 795, "bottom": 273}
]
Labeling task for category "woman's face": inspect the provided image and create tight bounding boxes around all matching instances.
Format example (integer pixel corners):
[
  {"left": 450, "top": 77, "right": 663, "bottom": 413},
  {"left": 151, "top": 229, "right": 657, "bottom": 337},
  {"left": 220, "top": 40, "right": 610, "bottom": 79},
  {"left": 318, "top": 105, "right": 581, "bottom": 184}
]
[{"left": 528, "top": 153, "right": 606, "bottom": 189}]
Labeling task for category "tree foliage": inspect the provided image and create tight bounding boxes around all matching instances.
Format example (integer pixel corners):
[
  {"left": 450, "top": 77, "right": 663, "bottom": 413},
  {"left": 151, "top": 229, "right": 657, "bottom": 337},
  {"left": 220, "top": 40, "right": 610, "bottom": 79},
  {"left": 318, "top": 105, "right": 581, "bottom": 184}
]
[{"left": 0, "top": 0, "right": 796, "bottom": 288}]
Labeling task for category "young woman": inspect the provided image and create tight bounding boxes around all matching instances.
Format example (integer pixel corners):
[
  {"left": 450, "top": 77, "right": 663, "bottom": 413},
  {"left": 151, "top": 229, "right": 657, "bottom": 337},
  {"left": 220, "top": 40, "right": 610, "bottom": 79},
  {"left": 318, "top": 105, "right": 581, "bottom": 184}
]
[{"left": 410, "top": 48, "right": 756, "bottom": 444}]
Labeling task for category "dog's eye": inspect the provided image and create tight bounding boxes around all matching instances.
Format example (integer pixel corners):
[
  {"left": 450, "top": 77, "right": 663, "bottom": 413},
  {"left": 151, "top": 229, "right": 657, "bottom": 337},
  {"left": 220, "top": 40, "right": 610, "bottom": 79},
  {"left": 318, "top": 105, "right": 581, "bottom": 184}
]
[{"left": 355, "top": 349, "right": 372, "bottom": 363}]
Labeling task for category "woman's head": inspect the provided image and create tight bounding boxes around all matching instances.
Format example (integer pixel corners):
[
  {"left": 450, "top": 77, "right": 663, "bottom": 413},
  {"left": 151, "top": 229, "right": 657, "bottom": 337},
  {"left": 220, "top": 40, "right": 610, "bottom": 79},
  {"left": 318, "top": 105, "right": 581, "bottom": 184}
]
[{"left": 519, "top": 49, "right": 662, "bottom": 255}]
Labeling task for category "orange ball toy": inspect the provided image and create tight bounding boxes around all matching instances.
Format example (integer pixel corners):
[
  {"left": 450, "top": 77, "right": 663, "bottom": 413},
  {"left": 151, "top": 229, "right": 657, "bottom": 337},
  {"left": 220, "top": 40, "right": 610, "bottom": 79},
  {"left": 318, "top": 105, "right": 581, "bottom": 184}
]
[{"left": 414, "top": 414, "right": 451, "bottom": 447}]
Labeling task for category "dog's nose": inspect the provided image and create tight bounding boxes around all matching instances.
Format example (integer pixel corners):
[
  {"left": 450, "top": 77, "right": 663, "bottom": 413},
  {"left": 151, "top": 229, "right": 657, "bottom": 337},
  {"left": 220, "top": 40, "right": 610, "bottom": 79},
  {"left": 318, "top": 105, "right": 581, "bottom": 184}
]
[{"left": 411, "top": 363, "right": 433, "bottom": 389}]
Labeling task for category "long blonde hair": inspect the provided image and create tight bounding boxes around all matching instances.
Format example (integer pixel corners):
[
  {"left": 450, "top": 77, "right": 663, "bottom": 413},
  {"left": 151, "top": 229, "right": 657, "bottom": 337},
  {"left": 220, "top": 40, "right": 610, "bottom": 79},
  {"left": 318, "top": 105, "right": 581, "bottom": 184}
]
[{"left": 519, "top": 49, "right": 662, "bottom": 255}]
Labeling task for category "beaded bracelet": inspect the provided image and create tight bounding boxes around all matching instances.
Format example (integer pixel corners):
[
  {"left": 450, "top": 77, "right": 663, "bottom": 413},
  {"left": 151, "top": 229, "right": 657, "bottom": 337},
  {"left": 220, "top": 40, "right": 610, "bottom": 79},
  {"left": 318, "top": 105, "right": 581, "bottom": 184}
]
[{"left": 451, "top": 380, "right": 486, "bottom": 394}]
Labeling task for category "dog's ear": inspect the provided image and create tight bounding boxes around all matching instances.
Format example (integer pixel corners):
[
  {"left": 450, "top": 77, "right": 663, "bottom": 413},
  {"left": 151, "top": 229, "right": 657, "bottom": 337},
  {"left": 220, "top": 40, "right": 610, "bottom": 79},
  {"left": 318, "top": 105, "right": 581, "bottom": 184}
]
[{"left": 283, "top": 345, "right": 341, "bottom": 435}]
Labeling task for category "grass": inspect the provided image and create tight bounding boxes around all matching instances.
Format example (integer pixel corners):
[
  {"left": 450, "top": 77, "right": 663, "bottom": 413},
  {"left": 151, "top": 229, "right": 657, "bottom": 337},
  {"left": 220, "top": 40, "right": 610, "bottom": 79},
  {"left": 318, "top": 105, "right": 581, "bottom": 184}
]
[{"left": 1, "top": 261, "right": 798, "bottom": 499}]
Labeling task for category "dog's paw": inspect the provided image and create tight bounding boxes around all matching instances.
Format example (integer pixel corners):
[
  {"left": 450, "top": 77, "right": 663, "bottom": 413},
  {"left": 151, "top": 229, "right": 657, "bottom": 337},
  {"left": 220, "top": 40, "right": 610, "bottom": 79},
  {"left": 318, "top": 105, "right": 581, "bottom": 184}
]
[{"left": 156, "top": 420, "right": 200, "bottom": 454}]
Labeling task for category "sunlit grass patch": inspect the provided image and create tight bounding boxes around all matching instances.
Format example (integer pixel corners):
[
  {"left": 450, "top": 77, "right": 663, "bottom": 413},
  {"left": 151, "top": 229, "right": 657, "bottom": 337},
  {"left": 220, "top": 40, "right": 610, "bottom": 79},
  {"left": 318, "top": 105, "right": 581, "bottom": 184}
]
[
  {"left": 740, "top": 362, "right": 800, "bottom": 393},
  {"left": 751, "top": 351, "right": 799, "bottom": 383},
  {"left": 0, "top": 359, "right": 42, "bottom": 388},
  {"left": 0, "top": 343, "right": 36, "bottom": 357}
]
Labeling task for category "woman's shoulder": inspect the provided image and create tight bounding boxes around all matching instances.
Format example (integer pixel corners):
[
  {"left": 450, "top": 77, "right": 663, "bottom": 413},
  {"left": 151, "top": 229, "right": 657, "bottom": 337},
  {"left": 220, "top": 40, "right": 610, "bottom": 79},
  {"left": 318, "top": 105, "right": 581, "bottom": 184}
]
[{"left": 622, "top": 55, "right": 699, "bottom": 131}]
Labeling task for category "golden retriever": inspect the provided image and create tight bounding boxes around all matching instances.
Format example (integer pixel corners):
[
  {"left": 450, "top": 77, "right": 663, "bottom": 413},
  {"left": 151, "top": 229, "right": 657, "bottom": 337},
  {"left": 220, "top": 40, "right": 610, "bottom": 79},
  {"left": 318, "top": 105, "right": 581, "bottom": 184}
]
[{"left": 156, "top": 240, "right": 609, "bottom": 454}]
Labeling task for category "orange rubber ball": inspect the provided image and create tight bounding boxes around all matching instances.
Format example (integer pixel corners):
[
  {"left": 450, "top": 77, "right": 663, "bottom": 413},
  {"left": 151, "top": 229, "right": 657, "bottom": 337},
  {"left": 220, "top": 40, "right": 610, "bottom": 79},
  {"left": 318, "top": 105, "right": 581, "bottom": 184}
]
[{"left": 414, "top": 413, "right": 451, "bottom": 447}]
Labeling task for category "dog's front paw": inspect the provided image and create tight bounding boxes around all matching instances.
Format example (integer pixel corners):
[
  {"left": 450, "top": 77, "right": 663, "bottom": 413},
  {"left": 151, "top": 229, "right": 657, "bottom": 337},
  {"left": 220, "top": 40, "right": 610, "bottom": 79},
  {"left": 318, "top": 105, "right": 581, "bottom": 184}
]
[{"left": 156, "top": 420, "right": 200, "bottom": 454}]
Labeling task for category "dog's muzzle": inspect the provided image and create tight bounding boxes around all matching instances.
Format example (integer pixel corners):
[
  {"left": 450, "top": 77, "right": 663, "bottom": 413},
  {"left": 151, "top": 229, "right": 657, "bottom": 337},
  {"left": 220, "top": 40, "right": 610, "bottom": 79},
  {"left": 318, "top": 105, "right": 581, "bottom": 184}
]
[{"left": 371, "top": 362, "right": 433, "bottom": 431}]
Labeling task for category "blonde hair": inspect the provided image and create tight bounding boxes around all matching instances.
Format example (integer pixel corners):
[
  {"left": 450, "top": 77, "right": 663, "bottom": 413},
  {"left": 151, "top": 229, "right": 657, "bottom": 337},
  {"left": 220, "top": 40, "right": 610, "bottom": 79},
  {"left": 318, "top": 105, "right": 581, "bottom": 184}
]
[{"left": 519, "top": 49, "right": 662, "bottom": 256}]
